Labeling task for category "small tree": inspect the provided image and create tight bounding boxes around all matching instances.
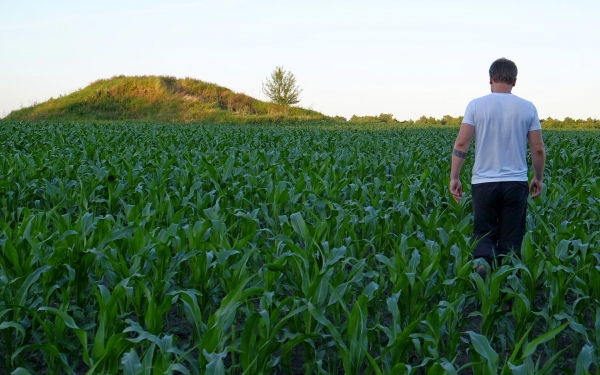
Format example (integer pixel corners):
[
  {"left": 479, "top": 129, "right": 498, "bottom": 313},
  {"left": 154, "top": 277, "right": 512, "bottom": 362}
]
[{"left": 262, "top": 66, "right": 302, "bottom": 106}]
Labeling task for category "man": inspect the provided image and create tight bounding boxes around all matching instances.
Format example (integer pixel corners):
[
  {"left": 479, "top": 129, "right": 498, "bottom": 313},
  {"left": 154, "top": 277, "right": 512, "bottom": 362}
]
[{"left": 449, "top": 57, "right": 546, "bottom": 276}]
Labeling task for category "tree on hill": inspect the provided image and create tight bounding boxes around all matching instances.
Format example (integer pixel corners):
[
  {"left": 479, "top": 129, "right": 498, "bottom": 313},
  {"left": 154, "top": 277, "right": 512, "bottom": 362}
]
[{"left": 262, "top": 66, "right": 302, "bottom": 106}]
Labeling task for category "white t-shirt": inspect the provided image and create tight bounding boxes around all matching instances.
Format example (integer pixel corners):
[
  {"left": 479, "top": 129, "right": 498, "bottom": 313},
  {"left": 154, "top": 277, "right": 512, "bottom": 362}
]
[{"left": 463, "top": 93, "right": 542, "bottom": 184}]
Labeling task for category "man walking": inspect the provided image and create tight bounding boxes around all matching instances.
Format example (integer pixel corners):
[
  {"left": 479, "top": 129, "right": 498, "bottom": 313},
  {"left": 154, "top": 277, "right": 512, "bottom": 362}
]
[{"left": 449, "top": 57, "right": 546, "bottom": 274}]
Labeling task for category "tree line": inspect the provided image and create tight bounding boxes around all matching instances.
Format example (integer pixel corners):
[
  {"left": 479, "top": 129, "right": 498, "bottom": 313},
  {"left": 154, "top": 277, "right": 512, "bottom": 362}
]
[
  {"left": 344, "top": 114, "right": 600, "bottom": 128},
  {"left": 346, "top": 114, "right": 465, "bottom": 126}
]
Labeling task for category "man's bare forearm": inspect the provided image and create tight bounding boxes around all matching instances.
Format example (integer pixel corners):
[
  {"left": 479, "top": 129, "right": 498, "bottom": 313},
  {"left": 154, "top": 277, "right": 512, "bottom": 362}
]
[
  {"left": 450, "top": 146, "right": 469, "bottom": 180},
  {"left": 451, "top": 155, "right": 466, "bottom": 179},
  {"left": 527, "top": 130, "right": 545, "bottom": 181},
  {"left": 450, "top": 124, "right": 474, "bottom": 180},
  {"left": 531, "top": 148, "right": 546, "bottom": 180}
]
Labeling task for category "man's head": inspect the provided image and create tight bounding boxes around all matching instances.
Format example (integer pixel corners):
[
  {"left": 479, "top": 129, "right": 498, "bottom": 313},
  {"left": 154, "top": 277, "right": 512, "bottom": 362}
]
[{"left": 489, "top": 58, "right": 517, "bottom": 86}]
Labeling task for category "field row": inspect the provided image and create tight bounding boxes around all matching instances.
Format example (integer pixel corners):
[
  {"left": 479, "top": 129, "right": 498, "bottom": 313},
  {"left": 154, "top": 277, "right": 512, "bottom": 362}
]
[{"left": 0, "top": 122, "right": 599, "bottom": 374}]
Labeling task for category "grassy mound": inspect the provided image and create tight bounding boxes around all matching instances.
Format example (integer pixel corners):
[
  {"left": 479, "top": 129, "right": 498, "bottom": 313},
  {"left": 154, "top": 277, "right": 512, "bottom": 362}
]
[{"left": 5, "top": 75, "right": 329, "bottom": 123}]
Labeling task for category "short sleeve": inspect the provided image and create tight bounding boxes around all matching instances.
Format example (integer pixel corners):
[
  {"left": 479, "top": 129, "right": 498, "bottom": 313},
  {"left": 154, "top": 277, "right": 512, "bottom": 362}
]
[
  {"left": 529, "top": 105, "right": 542, "bottom": 131},
  {"left": 462, "top": 100, "right": 475, "bottom": 126}
]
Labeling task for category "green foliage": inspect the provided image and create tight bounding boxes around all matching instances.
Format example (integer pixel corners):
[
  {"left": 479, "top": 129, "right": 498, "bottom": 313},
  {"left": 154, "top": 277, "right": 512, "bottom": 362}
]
[
  {"left": 5, "top": 75, "right": 323, "bottom": 123},
  {"left": 349, "top": 114, "right": 465, "bottom": 126},
  {"left": 347, "top": 114, "right": 600, "bottom": 129},
  {"left": 349, "top": 113, "right": 398, "bottom": 123},
  {"left": 331, "top": 115, "right": 348, "bottom": 122},
  {"left": 541, "top": 117, "right": 600, "bottom": 129},
  {"left": 0, "top": 121, "right": 599, "bottom": 373},
  {"left": 262, "top": 66, "right": 302, "bottom": 106},
  {"left": 406, "top": 115, "right": 599, "bottom": 128},
  {"left": 413, "top": 114, "right": 464, "bottom": 126}
]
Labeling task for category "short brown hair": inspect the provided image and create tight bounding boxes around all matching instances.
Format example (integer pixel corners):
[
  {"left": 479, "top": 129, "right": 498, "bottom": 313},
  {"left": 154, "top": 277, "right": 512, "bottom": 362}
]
[{"left": 489, "top": 58, "right": 518, "bottom": 84}]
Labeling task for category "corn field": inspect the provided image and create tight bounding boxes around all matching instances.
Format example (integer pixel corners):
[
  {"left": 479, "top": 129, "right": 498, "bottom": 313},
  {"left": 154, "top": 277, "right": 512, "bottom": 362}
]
[{"left": 0, "top": 122, "right": 599, "bottom": 374}]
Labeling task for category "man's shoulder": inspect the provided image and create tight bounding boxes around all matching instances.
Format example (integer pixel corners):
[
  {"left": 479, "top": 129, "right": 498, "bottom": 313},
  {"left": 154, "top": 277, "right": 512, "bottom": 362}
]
[
  {"left": 468, "top": 94, "right": 503, "bottom": 106},
  {"left": 510, "top": 94, "right": 536, "bottom": 107},
  {"left": 469, "top": 94, "right": 491, "bottom": 103},
  {"left": 471, "top": 93, "right": 536, "bottom": 108},
  {"left": 465, "top": 94, "right": 490, "bottom": 109}
]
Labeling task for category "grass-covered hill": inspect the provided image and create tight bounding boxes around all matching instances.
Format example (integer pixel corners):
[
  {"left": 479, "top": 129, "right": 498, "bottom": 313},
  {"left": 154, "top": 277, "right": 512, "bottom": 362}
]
[{"left": 5, "top": 75, "right": 329, "bottom": 123}]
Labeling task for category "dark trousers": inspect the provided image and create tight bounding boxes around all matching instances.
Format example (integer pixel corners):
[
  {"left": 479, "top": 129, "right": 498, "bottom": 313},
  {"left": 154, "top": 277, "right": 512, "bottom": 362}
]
[{"left": 472, "top": 181, "right": 529, "bottom": 263}]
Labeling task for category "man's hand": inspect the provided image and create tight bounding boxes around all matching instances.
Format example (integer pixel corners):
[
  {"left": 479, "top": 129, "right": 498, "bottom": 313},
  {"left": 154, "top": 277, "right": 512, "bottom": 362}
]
[
  {"left": 529, "top": 178, "right": 543, "bottom": 198},
  {"left": 450, "top": 178, "right": 463, "bottom": 202},
  {"left": 527, "top": 130, "right": 545, "bottom": 199}
]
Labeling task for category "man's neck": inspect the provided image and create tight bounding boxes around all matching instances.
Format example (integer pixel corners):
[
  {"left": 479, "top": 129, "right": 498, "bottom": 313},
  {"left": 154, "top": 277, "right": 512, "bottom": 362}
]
[{"left": 490, "top": 82, "right": 513, "bottom": 94}]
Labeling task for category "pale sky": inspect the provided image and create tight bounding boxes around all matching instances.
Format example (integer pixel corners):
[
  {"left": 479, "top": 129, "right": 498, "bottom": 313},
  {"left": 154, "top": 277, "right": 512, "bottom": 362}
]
[{"left": 1, "top": 0, "right": 599, "bottom": 120}]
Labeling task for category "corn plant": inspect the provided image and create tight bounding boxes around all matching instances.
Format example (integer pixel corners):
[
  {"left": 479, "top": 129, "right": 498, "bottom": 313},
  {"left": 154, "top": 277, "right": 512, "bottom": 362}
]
[{"left": 0, "top": 121, "right": 599, "bottom": 374}]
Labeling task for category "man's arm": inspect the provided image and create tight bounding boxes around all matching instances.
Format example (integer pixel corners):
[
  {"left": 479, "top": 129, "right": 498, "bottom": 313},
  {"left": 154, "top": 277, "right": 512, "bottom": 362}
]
[
  {"left": 527, "top": 129, "right": 545, "bottom": 198},
  {"left": 449, "top": 123, "right": 475, "bottom": 201}
]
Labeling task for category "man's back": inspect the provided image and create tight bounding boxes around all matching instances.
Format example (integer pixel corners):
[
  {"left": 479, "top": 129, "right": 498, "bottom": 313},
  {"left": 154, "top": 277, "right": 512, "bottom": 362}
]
[
  {"left": 463, "top": 93, "right": 541, "bottom": 184},
  {"left": 449, "top": 57, "right": 545, "bottom": 266}
]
